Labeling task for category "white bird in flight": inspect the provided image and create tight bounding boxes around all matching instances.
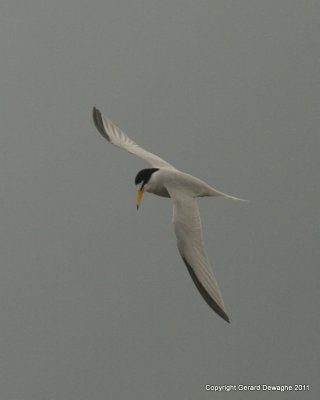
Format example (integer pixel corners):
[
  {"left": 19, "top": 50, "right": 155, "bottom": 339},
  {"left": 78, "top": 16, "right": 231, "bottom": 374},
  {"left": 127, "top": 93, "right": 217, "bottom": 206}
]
[{"left": 93, "top": 107, "right": 245, "bottom": 323}]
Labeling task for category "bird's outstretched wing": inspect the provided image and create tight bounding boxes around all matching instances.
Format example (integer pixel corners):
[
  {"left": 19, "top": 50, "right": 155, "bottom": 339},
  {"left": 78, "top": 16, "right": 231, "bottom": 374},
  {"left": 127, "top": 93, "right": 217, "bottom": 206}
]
[
  {"left": 166, "top": 185, "right": 230, "bottom": 322},
  {"left": 93, "top": 107, "right": 175, "bottom": 169}
]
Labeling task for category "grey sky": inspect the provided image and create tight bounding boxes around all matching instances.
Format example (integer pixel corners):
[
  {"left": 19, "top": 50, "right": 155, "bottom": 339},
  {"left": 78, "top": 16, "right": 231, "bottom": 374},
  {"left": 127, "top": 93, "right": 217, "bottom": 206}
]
[{"left": 0, "top": 1, "right": 319, "bottom": 399}]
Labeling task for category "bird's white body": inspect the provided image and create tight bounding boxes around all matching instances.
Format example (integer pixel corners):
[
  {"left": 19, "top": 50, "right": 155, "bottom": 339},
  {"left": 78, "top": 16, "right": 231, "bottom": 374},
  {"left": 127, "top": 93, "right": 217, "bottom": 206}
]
[
  {"left": 145, "top": 168, "right": 240, "bottom": 199},
  {"left": 93, "top": 107, "right": 245, "bottom": 323}
]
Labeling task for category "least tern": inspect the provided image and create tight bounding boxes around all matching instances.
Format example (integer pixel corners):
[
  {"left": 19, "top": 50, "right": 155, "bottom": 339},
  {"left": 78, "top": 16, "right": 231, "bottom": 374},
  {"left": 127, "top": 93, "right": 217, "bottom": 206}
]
[{"left": 93, "top": 107, "right": 244, "bottom": 323}]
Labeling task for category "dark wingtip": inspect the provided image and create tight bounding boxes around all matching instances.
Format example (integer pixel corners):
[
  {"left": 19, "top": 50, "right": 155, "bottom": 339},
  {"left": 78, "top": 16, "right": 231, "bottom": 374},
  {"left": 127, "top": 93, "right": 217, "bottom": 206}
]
[
  {"left": 182, "top": 257, "right": 231, "bottom": 324},
  {"left": 92, "top": 106, "right": 110, "bottom": 141}
]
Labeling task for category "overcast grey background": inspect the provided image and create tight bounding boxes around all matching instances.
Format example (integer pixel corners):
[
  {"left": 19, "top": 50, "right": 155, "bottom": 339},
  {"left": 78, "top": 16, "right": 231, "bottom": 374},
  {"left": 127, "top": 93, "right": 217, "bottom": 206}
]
[{"left": 0, "top": 0, "right": 319, "bottom": 399}]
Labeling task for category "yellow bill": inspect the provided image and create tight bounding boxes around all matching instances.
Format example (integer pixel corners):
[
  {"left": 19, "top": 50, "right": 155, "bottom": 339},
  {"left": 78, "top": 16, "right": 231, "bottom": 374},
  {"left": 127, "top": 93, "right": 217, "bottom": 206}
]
[{"left": 136, "top": 187, "right": 145, "bottom": 210}]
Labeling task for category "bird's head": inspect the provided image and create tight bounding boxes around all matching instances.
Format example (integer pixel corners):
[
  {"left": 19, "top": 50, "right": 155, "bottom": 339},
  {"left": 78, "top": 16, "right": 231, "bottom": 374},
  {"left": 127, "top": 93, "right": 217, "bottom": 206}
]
[{"left": 134, "top": 168, "right": 159, "bottom": 209}]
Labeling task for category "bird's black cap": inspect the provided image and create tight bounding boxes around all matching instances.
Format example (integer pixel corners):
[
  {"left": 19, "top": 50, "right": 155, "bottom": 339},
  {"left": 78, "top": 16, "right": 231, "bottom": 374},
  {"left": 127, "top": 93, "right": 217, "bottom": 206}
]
[{"left": 135, "top": 168, "right": 159, "bottom": 186}]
